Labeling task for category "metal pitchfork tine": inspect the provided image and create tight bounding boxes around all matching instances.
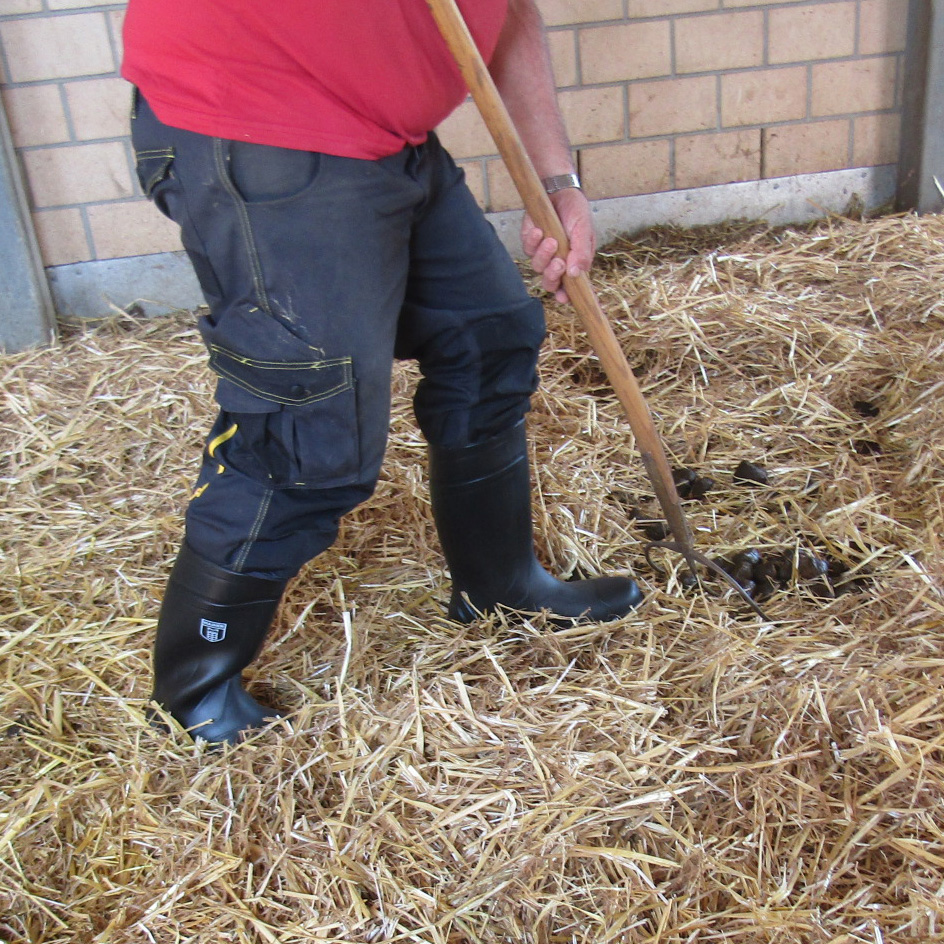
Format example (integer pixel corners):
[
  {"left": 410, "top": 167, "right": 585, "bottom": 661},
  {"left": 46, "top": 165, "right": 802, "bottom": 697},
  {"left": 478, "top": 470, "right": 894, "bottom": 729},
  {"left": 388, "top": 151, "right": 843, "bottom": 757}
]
[{"left": 426, "top": 0, "right": 770, "bottom": 620}]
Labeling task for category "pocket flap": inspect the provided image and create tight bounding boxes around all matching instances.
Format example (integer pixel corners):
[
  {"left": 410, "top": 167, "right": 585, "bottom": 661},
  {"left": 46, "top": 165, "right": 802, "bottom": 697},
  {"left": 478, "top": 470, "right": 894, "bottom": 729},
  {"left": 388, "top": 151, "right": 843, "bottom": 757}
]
[
  {"left": 134, "top": 147, "right": 175, "bottom": 198},
  {"left": 208, "top": 344, "right": 354, "bottom": 407}
]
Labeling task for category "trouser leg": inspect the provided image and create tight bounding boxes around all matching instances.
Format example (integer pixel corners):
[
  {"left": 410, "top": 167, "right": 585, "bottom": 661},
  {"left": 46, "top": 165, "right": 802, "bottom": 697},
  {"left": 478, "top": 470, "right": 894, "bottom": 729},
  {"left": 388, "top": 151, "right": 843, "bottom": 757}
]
[
  {"left": 132, "top": 90, "right": 424, "bottom": 577},
  {"left": 393, "top": 134, "right": 545, "bottom": 449}
]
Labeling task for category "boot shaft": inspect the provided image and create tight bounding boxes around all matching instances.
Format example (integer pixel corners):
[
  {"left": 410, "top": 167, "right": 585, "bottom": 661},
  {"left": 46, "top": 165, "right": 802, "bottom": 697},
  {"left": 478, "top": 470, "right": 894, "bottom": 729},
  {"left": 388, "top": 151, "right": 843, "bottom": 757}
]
[
  {"left": 151, "top": 542, "right": 286, "bottom": 737},
  {"left": 428, "top": 421, "right": 535, "bottom": 597},
  {"left": 428, "top": 421, "right": 643, "bottom": 622}
]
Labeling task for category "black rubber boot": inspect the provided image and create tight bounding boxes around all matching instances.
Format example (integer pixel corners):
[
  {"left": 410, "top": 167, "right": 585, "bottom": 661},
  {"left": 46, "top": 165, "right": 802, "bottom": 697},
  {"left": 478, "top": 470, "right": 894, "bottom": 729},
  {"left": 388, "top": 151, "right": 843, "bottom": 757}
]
[
  {"left": 429, "top": 421, "right": 644, "bottom": 623},
  {"left": 150, "top": 541, "right": 288, "bottom": 744}
]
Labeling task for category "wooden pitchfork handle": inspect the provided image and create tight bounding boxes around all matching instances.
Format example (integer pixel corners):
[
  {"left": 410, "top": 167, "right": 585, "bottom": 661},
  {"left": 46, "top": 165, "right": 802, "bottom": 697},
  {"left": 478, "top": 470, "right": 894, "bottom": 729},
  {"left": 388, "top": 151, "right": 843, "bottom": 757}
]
[{"left": 425, "top": 0, "right": 770, "bottom": 618}]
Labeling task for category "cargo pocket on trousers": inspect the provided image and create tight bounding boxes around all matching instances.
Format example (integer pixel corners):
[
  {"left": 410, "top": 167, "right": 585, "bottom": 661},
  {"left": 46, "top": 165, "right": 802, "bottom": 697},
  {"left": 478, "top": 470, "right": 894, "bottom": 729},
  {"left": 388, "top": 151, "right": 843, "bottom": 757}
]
[{"left": 209, "top": 344, "right": 361, "bottom": 489}]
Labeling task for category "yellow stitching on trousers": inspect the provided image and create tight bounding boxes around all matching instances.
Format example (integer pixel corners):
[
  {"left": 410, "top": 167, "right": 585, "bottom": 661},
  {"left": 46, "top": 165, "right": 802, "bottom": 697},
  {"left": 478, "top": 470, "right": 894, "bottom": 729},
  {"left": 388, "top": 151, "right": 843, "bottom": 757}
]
[
  {"left": 208, "top": 423, "right": 238, "bottom": 458},
  {"left": 191, "top": 463, "right": 226, "bottom": 501}
]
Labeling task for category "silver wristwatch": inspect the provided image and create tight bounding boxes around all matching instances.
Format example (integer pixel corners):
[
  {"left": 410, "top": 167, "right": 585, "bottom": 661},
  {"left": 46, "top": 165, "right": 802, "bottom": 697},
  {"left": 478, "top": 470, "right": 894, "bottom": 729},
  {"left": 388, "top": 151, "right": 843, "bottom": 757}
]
[{"left": 541, "top": 172, "right": 581, "bottom": 195}]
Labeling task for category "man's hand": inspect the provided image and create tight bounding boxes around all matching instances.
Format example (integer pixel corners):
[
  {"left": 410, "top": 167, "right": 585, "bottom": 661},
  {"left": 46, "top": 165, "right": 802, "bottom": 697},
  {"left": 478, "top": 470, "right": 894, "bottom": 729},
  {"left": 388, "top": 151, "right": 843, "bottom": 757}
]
[{"left": 521, "top": 187, "right": 596, "bottom": 304}]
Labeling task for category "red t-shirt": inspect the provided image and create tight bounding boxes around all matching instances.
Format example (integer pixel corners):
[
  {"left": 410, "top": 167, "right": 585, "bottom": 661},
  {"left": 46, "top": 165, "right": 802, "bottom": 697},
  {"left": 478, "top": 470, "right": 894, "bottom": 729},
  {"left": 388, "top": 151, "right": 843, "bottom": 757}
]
[{"left": 122, "top": 1, "right": 507, "bottom": 159}]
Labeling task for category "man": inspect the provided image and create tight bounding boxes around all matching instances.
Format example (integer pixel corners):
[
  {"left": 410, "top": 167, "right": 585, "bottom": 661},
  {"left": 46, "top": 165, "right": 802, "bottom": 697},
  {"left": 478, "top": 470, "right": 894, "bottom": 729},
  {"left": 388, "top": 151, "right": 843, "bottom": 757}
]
[{"left": 122, "top": 0, "right": 643, "bottom": 744}]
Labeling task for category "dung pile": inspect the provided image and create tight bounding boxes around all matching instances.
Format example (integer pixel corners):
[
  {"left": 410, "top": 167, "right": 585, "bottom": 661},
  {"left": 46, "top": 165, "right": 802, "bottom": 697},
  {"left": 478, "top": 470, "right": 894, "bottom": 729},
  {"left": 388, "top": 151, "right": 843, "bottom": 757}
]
[{"left": 1, "top": 210, "right": 942, "bottom": 943}]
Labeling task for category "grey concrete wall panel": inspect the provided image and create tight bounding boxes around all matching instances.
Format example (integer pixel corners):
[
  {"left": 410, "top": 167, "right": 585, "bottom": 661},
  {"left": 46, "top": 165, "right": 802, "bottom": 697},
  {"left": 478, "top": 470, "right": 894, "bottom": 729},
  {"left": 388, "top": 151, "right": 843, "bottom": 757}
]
[
  {"left": 921, "top": 1, "right": 944, "bottom": 212},
  {"left": 0, "top": 102, "right": 56, "bottom": 353},
  {"left": 898, "top": 0, "right": 944, "bottom": 213}
]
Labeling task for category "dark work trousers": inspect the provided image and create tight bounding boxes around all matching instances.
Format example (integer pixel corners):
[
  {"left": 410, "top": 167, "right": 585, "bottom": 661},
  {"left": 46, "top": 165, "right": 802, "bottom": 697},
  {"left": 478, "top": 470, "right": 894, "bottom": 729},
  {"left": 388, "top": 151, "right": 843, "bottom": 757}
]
[{"left": 131, "top": 92, "right": 546, "bottom": 580}]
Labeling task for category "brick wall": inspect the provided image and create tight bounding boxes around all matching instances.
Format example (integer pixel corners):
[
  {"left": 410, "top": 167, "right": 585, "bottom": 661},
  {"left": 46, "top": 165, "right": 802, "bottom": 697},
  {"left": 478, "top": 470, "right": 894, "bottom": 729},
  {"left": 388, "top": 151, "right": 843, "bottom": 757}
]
[
  {"left": 0, "top": 0, "right": 907, "bottom": 271},
  {"left": 441, "top": 0, "right": 907, "bottom": 210},
  {"left": 0, "top": 0, "right": 181, "bottom": 267}
]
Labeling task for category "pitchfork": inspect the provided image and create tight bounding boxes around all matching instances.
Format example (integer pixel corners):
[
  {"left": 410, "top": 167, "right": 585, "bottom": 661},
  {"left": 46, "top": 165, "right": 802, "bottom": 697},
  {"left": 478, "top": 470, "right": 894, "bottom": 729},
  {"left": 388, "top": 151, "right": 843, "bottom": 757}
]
[{"left": 426, "top": 0, "right": 769, "bottom": 619}]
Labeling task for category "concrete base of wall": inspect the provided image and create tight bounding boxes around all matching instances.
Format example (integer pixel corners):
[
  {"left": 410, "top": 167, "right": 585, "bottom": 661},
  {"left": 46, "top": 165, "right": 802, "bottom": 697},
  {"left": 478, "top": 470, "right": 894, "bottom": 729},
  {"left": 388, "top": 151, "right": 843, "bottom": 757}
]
[
  {"left": 48, "top": 250, "right": 202, "bottom": 322},
  {"left": 491, "top": 164, "right": 899, "bottom": 260},
  {"left": 47, "top": 165, "right": 898, "bottom": 320}
]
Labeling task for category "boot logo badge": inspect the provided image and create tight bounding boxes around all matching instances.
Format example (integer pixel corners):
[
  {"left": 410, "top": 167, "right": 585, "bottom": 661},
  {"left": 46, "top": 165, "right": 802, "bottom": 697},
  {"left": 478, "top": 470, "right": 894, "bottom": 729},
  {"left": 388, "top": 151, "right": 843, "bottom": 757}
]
[{"left": 200, "top": 619, "right": 228, "bottom": 643}]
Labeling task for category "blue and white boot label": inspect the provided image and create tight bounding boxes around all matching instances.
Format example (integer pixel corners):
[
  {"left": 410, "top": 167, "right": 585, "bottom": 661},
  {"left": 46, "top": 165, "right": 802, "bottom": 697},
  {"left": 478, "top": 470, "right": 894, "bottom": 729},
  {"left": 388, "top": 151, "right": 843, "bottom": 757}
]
[{"left": 199, "top": 618, "right": 228, "bottom": 643}]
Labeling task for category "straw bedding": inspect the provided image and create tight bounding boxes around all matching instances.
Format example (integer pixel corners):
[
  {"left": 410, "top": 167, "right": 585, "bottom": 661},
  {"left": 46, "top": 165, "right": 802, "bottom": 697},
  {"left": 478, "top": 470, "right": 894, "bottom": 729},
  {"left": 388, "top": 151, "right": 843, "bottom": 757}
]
[{"left": 1, "top": 210, "right": 942, "bottom": 943}]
